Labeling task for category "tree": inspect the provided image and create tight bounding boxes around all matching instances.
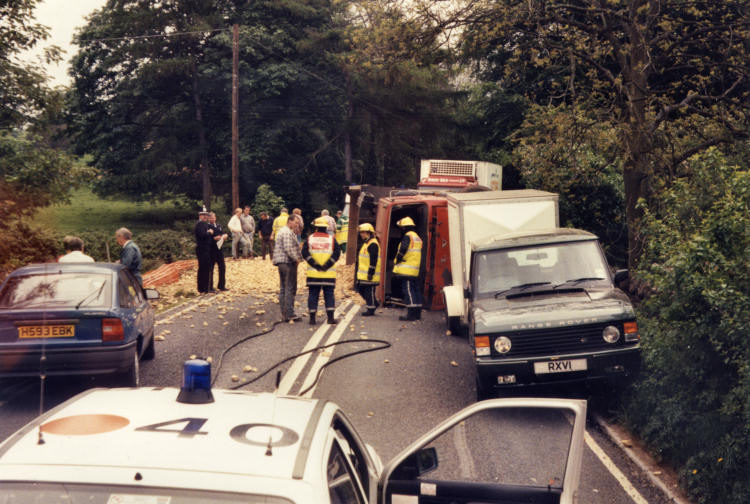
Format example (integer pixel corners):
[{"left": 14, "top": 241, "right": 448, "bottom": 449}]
[
  {"left": 0, "top": 131, "right": 82, "bottom": 221},
  {"left": 451, "top": 0, "right": 750, "bottom": 272},
  {"left": 325, "top": 0, "right": 462, "bottom": 187},
  {"left": 68, "top": 0, "right": 353, "bottom": 214},
  {"left": 0, "top": 0, "right": 61, "bottom": 129},
  {"left": 68, "top": 0, "right": 230, "bottom": 208},
  {"left": 512, "top": 104, "right": 628, "bottom": 264},
  {"left": 252, "top": 183, "right": 285, "bottom": 217}
]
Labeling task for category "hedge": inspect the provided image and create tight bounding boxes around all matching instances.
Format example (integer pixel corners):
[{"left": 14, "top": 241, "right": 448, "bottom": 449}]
[{"left": 620, "top": 149, "right": 750, "bottom": 504}]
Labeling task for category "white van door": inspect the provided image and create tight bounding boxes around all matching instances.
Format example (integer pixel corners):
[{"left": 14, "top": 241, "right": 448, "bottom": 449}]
[{"left": 377, "top": 397, "right": 586, "bottom": 504}]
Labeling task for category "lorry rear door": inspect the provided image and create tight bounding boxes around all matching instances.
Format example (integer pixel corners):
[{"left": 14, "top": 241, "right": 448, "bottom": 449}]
[
  {"left": 425, "top": 205, "right": 450, "bottom": 311},
  {"left": 377, "top": 203, "right": 428, "bottom": 307}
]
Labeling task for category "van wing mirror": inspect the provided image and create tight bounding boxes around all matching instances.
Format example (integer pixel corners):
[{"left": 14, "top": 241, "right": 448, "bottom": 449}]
[{"left": 389, "top": 447, "right": 438, "bottom": 480}]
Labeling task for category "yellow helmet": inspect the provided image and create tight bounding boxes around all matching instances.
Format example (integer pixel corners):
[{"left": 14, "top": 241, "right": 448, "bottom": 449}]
[
  {"left": 397, "top": 216, "right": 415, "bottom": 227},
  {"left": 358, "top": 223, "right": 375, "bottom": 233},
  {"left": 313, "top": 216, "right": 329, "bottom": 228}
]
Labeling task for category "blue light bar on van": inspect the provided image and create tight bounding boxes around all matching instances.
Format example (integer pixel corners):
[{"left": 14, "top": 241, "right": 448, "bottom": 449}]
[{"left": 177, "top": 359, "right": 214, "bottom": 404}]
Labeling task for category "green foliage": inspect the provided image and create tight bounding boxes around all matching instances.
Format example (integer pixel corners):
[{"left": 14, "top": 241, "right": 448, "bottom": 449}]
[
  {"left": 332, "top": 1, "right": 460, "bottom": 187},
  {"left": 252, "top": 183, "right": 285, "bottom": 217},
  {"left": 0, "top": 130, "right": 88, "bottom": 220},
  {"left": 621, "top": 149, "right": 750, "bottom": 504},
  {"left": 0, "top": 221, "right": 59, "bottom": 280},
  {"left": 449, "top": 83, "right": 528, "bottom": 189},
  {"left": 512, "top": 104, "right": 627, "bottom": 265},
  {"left": 0, "top": 0, "right": 61, "bottom": 129}
]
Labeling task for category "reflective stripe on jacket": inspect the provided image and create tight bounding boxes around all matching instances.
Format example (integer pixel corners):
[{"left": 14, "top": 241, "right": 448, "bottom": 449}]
[
  {"left": 357, "top": 238, "right": 380, "bottom": 284},
  {"left": 393, "top": 230, "right": 422, "bottom": 277},
  {"left": 306, "top": 232, "right": 337, "bottom": 281}
]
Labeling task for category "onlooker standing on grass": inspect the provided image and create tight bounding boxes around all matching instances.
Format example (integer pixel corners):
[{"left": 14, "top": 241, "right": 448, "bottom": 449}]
[
  {"left": 257, "top": 211, "right": 273, "bottom": 260},
  {"left": 115, "top": 227, "right": 143, "bottom": 286},
  {"left": 272, "top": 213, "right": 303, "bottom": 322},
  {"left": 208, "top": 212, "right": 228, "bottom": 292},
  {"left": 58, "top": 236, "right": 94, "bottom": 263},
  {"left": 195, "top": 207, "right": 213, "bottom": 293},
  {"left": 240, "top": 206, "right": 256, "bottom": 258},
  {"left": 227, "top": 208, "right": 244, "bottom": 260}
]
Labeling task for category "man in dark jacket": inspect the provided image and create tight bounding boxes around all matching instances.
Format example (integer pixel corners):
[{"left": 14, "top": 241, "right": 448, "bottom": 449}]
[
  {"left": 194, "top": 207, "right": 213, "bottom": 293},
  {"left": 257, "top": 211, "right": 274, "bottom": 260},
  {"left": 115, "top": 228, "right": 143, "bottom": 286},
  {"left": 208, "top": 212, "right": 229, "bottom": 292}
]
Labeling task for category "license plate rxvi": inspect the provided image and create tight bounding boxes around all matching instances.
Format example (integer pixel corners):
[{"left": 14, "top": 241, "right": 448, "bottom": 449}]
[{"left": 534, "top": 358, "right": 587, "bottom": 374}]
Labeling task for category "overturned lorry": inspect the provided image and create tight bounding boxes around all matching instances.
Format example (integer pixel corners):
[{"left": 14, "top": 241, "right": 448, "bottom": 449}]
[
  {"left": 441, "top": 190, "right": 641, "bottom": 398},
  {"left": 345, "top": 160, "right": 502, "bottom": 310}
]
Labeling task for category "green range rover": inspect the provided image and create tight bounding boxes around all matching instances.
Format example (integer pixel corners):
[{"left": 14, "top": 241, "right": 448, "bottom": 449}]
[{"left": 468, "top": 229, "right": 641, "bottom": 399}]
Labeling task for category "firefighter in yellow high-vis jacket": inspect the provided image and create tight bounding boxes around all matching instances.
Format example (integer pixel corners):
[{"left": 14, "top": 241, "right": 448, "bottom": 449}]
[
  {"left": 393, "top": 216, "right": 423, "bottom": 321},
  {"left": 356, "top": 223, "right": 380, "bottom": 316},
  {"left": 303, "top": 217, "right": 341, "bottom": 325}
]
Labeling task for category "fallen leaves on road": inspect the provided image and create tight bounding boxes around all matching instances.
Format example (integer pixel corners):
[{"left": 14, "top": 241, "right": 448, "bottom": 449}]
[{"left": 149, "top": 257, "right": 359, "bottom": 312}]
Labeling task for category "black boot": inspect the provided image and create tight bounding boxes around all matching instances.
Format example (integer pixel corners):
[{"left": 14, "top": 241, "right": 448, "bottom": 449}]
[
  {"left": 414, "top": 307, "right": 421, "bottom": 320},
  {"left": 399, "top": 308, "right": 418, "bottom": 321},
  {"left": 309, "top": 311, "right": 316, "bottom": 325},
  {"left": 326, "top": 310, "right": 338, "bottom": 325},
  {"left": 361, "top": 308, "right": 375, "bottom": 316}
]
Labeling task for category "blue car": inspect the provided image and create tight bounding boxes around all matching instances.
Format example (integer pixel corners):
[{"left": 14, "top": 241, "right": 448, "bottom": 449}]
[{"left": 0, "top": 263, "right": 159, "bottom": 386}]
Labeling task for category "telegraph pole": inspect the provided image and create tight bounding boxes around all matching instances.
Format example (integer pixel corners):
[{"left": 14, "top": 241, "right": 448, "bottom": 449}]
[{"left": 231, "top": 24, "right": 239, "bottom": 210}]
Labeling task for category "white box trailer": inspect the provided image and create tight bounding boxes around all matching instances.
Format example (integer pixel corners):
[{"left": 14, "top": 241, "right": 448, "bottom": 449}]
[{"left": 446, "top": 189, "right": 559, "bottom": 291}]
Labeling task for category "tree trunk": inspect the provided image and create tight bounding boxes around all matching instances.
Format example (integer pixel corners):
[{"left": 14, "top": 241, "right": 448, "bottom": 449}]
[
  {"left": 620, "top": 20, "right": 653, "bottom": 276},
  {"left": 191, "top": 59, "right": 212, "bottom": 209}
]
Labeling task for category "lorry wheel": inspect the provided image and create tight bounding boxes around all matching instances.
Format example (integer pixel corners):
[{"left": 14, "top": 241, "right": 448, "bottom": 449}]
[{"left": 445, "top": 312, "right": 465, "bottom": 337}]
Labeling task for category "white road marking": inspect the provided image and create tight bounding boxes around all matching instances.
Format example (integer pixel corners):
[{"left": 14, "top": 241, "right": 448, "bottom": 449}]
[
  {"left": 277, "top": 300, "right": 352, "bottom": 395},
  {"left": 585, "top": 430, "right": 649, "bottom": 504},
  {"left": 300, "top": 302, "right": 360, "bottom": 398}
]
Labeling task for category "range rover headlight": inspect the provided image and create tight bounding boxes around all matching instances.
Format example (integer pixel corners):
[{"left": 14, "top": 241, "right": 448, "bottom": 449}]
[
  {"left": 602, "top": 325, "right": 620, "bottom": 343},
  {"left": 494, "top": 336, "right": 512, "bottom": 354}
]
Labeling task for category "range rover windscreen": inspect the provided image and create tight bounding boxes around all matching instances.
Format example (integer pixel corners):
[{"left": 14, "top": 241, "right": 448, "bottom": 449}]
[{"left": 473, "top": 240, "right": 612, "bottom": 299}]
